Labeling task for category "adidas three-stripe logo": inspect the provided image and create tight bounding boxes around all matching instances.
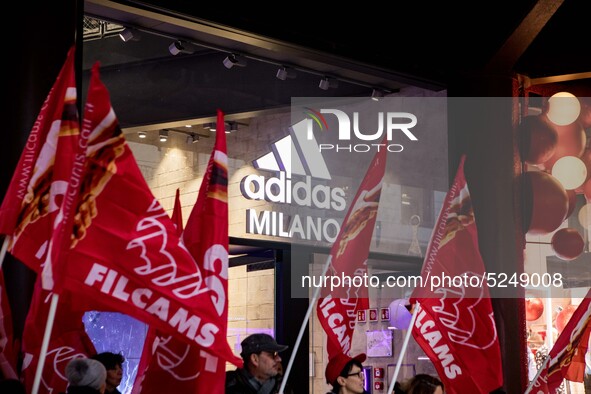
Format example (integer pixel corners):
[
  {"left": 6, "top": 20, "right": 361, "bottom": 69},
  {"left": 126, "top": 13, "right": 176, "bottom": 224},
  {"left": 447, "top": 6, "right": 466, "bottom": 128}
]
[{"left": 253, "top": 119, "right": 331, "bottom": 180}]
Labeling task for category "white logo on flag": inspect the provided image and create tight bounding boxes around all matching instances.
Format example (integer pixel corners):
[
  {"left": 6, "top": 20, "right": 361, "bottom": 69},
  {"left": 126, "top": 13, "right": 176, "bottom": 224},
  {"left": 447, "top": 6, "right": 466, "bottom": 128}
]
[{"left": 432, "top": 271, "right": 498, "bottom": 350}]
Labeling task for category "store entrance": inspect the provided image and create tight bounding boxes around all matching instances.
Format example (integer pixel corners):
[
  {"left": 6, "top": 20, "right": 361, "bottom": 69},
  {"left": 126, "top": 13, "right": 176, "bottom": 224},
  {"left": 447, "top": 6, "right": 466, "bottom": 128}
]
[{"left": 228, "top": 237, "right": 309, "bottom": 392}]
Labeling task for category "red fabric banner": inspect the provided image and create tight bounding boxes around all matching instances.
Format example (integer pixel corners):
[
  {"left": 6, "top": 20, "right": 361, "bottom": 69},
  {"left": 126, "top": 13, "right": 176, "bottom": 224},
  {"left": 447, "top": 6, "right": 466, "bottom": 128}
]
[
  {"left": 0, "top": 270, "right": 18, "bottom": 380},
  {"left": 131, "top": 188, "right": 186, "bottom": 393},
  {"left": 529, "top": 289, "right": 591, "bottom": 393},
  {"left": 409, "top": 155, "right": 503, "bottom": 394},
  {"left": 49, "top": 64, "right": 240, "bottom": 369},
  {"left": 21, "top": 279, "right": 96, "bottom": 394},
  {"left": 132, "top": 110, "right": 236, "bottom": 394},
  {"left": 171, "top": 188, "right": 183, "bottom": 236},
  {"left": 0, "top": 46, "right": 79, "bottom": 274},
  {"left": 316, "top": 139, "right": 387, "bottom": 357}
]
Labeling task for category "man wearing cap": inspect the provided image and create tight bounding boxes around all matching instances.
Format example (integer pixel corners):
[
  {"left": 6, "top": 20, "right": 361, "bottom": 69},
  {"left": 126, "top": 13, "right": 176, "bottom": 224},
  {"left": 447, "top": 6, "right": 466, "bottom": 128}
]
[
  {"left": 325, "top": 352, "right": 367, "bottom": 394},
  {"left": 226, "top": 333, "right": 288, "bottom": 394}
]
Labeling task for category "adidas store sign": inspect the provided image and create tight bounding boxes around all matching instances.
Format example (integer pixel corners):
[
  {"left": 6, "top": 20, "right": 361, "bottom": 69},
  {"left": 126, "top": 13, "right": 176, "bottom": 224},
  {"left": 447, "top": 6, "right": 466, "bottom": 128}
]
[
  {"left": 240, "top": 120, "right": 347, "bottom": 243},
  {"left": 241, "top": 172, "right": 346, "bottom": 210}
]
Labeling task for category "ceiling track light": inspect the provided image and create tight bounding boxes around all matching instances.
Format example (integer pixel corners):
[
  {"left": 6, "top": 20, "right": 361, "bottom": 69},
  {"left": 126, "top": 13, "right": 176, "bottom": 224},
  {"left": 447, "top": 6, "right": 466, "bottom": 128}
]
[
  {"left": 138, "top": 131, "right": 147, "bottom": 138},
  {"left": 90, "top": 19, "right": 412, "bottom": 95},
  {"left": 186, "top": 133, "right": 199, "bottom": 144},
  {"left": 276, "top": 66, "right": 297, "bottom": 80},
  {"left": 223, "top": 53, "right": 247, "bottom": 69},
  {"left": 119, "top": 28, "right": 136, "bottom": 42},
  {"left": 168, "top": 40, "right": 195, "bottom": 55},
  {"left": 223, "top": 122, "right": 239, "bottom": 134},
  {"left": 371, "top": 88, "right": 385, "bottom": 101},
  {"left": 319, "top": 77, "right": 338, "bottom": 90},
  {"left": 159, "top": 130, "right": 169, "bottom": 142}
]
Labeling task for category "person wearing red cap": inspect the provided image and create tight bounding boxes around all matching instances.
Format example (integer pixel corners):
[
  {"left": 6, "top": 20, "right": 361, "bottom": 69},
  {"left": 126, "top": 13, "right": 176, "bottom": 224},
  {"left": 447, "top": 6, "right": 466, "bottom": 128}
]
[{"left": 325, "top": 352, "right": 367, "bottom": 394}]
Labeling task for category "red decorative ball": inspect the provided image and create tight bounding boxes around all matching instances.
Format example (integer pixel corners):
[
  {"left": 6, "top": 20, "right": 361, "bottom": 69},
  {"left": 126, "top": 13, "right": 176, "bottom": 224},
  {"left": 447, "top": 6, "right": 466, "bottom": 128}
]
[
  {"left": 565, "top": 189, "right": 577, "bottom": 219},
  {"left": 578, "top": 96, "right": 591, "bottom": 129},
  {"left": 519, "top": 115, "right": 557, "bottom": 165},
  {"left": 555, "top": 304, "right": 577, "bottom": 333},
  {"left": 579, "top": 148, "right": 591, "bottom": 182},
  {"left": 525, "top": 297, "right": 544, "bottom": 321},
  {"left": 543, "top": 120, "right": 586, "bottom": 171},
  {"left": 551, "top": 228, "right": 584, "bottom": 260},
  {"left": 523, "top": 171, "right": 569, "bottom": 235}
]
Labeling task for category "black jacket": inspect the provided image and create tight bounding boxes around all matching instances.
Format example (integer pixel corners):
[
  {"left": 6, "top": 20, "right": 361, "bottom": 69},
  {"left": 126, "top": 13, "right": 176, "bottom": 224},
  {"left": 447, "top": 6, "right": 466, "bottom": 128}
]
[
  {"left": 226, "top": 368, "right": 283, "bottom": 394},
  {"left": 66, "top": 387, "right": 102, "bottom": 394}
]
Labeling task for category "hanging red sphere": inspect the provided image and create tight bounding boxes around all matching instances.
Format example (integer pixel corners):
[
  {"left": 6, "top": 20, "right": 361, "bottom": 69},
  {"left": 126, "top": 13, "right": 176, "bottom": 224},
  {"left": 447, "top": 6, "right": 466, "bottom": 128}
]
[
  {"left": 565, "top": 189, "right": 577, "bottom": 219},
  {"left": 551, "top": 228, "right": 584, "bottom": 260},
  {"left": 555, "top": 304, "right": 577, "bottom": 333},
  {"left": 525, "top": 297, "right": 544, "bottom": 321},
  {"left": 543, "top": 120, "right": 586, "bottom": 171},
  {"left": 583, "top": 178, "right": 591, "bottom": 201},
  {"left": 579, "top": 148, "right": 591, "bottom": 183},
  {"left": 522, "top": 171, "right": 569, "bottom": 235},
  {"left": 519, "top": 115, "right": 557, "bottom": 165},
  {"left": 578, "top": 96, "right": 591, "bottom": 129}
]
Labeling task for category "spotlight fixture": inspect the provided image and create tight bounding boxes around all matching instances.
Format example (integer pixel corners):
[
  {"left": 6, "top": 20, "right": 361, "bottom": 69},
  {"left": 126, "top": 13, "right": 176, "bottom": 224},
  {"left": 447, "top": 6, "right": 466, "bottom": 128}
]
[
  {"left": 138, "top": 131, "right": 147, "bottom": 139},
  {"left": 371, "top": 88, "right": 385, "bottom": 101},
  {"left": 223, "top": 122, "right": 239, "bottom": 134},
  {"left": 276, "top": 66, "right": 297, "bottom": 80},
  {"left": 168, "top": 40, "right": 195, "bottom": 56},
  {"left": 118, "top": 28, "right": 135, "bottom": 42},
  {"left": 223, "top": 53, "right": 247, "bottom": 69},
  {"left": 159, "top": 130, "right": 169, "bottom": 142},
  {"left": 319, "top": 77, "right": 338, "bottom": 90},
  {"left": 186, "top": 133, "right": 199, "bottom": 144}
]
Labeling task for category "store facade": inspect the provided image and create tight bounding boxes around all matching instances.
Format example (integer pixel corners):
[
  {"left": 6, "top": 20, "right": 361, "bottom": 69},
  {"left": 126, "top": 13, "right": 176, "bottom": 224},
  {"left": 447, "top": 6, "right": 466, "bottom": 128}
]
[
  {"left": 75, "top": 4, "right": 453, "bottom": 392},
  {"left": 5, "top": 1, "right": 591, "bottom": 394}
]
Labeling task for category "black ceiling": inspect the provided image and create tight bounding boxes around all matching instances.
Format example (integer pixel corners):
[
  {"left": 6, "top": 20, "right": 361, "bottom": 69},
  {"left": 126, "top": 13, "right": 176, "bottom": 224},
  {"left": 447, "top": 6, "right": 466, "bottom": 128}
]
[
  {"left": 82, "top": 0, "right": 590, "bottom": 128},
  {"left": 114, "top": 0, "right": 590, "bottom": 82}
]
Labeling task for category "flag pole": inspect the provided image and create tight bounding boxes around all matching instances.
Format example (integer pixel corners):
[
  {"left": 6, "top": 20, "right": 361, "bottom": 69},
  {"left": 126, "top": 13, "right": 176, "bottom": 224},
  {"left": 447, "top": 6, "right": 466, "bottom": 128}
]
[
  {"left": 523, "top": 356, "right": 550, "bottom": 394},
  {"left": 278, "top": 256, "right": 333, "bottom": 394},
  {"left": 31, "top": 293, "right": 59, "bottom": 394},
  {"left": 387, "top": 302, "right": 421, "bottom": 394},
  {"left": 0, "top": 236, "right": 9, "bottom": 269}
]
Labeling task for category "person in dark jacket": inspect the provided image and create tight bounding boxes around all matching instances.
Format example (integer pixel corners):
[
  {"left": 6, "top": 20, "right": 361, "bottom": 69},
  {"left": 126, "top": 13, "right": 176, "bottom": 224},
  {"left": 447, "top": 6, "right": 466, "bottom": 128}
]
[
  {"left": 226, "top": 333, "right": 288, "bottom": 394},
  {"left": 91, "top": 352, "right": 124, "bottom": 394},
  {"left": 402, "top": 374, "right": 444, "bottom": 394},
  {"left": 65, "top": 358, "right": 107, "bottom": 394}
]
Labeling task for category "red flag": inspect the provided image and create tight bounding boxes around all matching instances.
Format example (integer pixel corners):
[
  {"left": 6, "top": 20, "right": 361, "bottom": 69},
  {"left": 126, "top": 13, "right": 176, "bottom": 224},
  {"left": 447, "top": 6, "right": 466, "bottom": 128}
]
[
  {"left": 529, "top": 289, "right": 591, "bottom": 393},
  {"left": 51, "top": 64, "right": 241, "bottom": 368},
  {"left": 409, "top": 155, "right": 503, "bottom": 394},
  {"left": 171, "top": 188, "right": 183, "bottom": 236},
  {"left": 21, "top": 278, "right": 96, "bottom": 394},
  {"left": 0, "top": 46, "right": 79, "bottom": 274},
  {"left": 132, "top": 110, "right": 235, "bottom": 394},
  {"left": 131, "top": 189, "right": 185, "bottom": 393},
  {"left": 316, "top": 140, "right": 387, "bottom": 357},
  {"left": 0, "top": 269, "right": 18, "bottom": 380}
]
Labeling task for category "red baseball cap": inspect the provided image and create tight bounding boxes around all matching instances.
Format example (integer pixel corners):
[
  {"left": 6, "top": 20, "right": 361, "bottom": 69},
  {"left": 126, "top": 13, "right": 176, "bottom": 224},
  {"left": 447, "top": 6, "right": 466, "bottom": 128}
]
[{"left": 325, "top": 352, "right": 367, "bottom": 384}]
